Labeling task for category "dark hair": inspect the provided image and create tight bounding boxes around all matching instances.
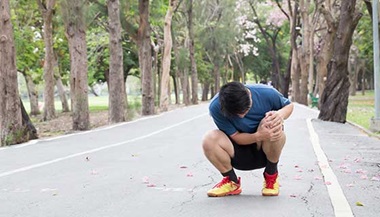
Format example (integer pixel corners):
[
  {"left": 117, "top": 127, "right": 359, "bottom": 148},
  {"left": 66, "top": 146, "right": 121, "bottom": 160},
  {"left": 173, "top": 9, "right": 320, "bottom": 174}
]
[{"left": 219, "top": 82, "right": 251, "bottom": 117}]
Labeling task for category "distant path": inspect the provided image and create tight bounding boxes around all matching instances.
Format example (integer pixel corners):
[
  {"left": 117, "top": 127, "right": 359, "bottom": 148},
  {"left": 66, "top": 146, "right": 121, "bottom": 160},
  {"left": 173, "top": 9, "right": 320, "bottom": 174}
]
[{"left": 0, "top": 103, "right": 379, "bottom": 217}]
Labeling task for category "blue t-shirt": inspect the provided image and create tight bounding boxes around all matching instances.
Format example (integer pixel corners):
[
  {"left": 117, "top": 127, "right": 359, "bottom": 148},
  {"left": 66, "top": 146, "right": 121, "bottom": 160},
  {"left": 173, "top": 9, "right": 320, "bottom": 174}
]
[{"left": 209, "top": 84, "right": 291, "bottom": 136}]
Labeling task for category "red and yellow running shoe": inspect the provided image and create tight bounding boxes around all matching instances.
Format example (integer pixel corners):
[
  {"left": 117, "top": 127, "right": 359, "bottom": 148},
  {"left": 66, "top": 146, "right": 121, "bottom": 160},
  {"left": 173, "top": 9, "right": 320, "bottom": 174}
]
[
  {"left": 207, "top": 176, "right": 242, "bottom": 197},
  {"left": 262, "top": 172, "right": 279, "bottom": 196}
]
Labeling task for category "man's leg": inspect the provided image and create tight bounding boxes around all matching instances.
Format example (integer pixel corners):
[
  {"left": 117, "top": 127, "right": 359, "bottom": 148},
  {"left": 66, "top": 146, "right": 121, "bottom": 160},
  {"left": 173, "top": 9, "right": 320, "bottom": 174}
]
[
  {"left": 202, "top": 129, "right": 241, "bottom": 197},
  {"left": 260, "top": 132, "right": 286, "bottom": 196}
]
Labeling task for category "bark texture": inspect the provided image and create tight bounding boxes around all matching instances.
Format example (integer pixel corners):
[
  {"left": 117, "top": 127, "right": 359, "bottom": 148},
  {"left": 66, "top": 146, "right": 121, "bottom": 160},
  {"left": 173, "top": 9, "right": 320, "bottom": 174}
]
[
  {"left": 63, "top": 0, "right": 90, "bottom": 130},
  {"left": 108, "top": 0, "right": 126, "bottom": 123},
  {"left": 38, "top": 0, "right": 56, "bottom": 121},
  {"left": 318, "top": 0, "right": 362, "bottom": 123},
  {"left": 138, "top": 0, "right": 155, "bottom": 115}
]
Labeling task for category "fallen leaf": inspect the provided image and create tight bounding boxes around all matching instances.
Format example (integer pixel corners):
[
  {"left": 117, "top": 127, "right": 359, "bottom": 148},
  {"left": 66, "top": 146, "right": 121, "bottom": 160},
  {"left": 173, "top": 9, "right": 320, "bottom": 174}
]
[
  {"left": 85, "top": 157, "right": 90, "bottom": 161},
  {"left": 290, "top": 194, "right": 297, "bottom": 198},
  {"left": 356, "top": 201, "right": 364, "bottom": 206},
  {"left": 180, "top": 166, "right": 188, "bottom": 169}
]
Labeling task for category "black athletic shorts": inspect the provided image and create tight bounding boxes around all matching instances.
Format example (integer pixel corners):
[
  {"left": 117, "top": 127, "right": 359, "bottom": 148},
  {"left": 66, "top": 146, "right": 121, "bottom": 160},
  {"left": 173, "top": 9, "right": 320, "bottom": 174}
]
[{"left": 229, "top": 137, "right": 268, "bottom": 171}]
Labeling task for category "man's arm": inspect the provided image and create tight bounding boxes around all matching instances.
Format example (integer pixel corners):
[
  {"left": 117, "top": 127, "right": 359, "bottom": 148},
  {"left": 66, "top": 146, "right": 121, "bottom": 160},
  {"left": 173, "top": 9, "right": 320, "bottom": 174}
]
[{"left": 230, "top": 103, "right": 294, "bottom": 145}]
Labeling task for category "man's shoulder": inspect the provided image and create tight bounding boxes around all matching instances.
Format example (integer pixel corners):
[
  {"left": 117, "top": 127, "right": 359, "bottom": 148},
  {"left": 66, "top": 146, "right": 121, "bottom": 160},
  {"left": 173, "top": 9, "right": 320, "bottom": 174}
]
[{"left": 209, "top": 94, "right": 220, "bottom": 113}]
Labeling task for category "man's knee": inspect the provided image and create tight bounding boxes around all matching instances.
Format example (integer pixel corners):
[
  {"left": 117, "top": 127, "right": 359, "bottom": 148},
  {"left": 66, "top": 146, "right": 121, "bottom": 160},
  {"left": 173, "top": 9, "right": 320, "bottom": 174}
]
[
  {"left": 262, "top": 132, "right": 286, "bottom": 149},
  {"left": 202, "top": 129, "right": 222, "bottom": 152}
]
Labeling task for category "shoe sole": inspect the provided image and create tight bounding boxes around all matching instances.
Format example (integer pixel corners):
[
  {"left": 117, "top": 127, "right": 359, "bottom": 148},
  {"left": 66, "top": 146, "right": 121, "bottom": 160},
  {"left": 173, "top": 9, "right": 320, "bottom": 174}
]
[
  {"left": 207, "top": 188, "right": 242, "bottom": 197},
  {"left": 262, "top": 192, "right": 279, "bottom": 196}
]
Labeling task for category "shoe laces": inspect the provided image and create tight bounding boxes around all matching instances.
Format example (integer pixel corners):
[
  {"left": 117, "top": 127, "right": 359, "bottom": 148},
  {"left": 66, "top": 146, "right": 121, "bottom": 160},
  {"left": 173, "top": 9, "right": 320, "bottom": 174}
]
[
  {"left": 214, "top": 176, "right": 231, "bottom": 188},
  {"left": 265, "top": 174, "right": 277, "bottom": 189}
]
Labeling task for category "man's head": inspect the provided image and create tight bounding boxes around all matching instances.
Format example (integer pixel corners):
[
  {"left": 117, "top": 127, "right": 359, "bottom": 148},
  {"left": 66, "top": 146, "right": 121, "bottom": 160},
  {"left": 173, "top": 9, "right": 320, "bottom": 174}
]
[{"left": 219, "top": 82, "right": 252, "bottom": 118}]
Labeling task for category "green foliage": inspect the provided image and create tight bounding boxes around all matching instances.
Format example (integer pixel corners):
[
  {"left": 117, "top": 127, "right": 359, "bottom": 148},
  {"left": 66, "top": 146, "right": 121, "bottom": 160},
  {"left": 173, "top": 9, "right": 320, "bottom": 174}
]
[
  {"left": 11, "top": 0, "right": 44, "bottom": 83},
  {"left": 353, "top": 6, "right": 373, "bottom": 78}
]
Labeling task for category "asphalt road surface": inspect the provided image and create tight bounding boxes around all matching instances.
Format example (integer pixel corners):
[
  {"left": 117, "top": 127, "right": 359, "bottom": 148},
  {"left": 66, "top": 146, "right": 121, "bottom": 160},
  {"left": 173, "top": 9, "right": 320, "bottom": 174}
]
[{"left": 0, "top": 103, "right": 379, "bottom": 217}]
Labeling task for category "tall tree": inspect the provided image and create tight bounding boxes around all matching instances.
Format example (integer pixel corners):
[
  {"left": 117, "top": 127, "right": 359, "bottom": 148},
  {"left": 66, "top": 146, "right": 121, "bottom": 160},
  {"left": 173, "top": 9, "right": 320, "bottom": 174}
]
[
  {"left": 298, "top": 0, "right": 313, "bottom": 105},
  {"left": 160, "top": 0, "right": 177, "bottom": 112},
  {"left": 318, "top": 0, "right": 362, "bottom": 122},
  {"left": 61, "top": 0, "right": 90, "bottom": 130},
  {"left": 0, "top": 0, "right": 36, "bottom": 146},
  {"left": 187, "top": 0, "right": 198, "bottom": 104},
  {"left": 138, "top": 0, "right": 155, "bottom": 115},
  {"left": 107, "top": 0, "right": 126, "bottom": 123},
  {"left": 37, "top": 0, "right": 56, "bottom": 121}
]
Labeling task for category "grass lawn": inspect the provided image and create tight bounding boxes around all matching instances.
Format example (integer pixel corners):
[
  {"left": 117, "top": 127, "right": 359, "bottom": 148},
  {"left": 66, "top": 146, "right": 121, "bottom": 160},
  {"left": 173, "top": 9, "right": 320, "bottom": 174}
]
[{"left": 347, "top": 90, "right": 375, "bottom": 130}]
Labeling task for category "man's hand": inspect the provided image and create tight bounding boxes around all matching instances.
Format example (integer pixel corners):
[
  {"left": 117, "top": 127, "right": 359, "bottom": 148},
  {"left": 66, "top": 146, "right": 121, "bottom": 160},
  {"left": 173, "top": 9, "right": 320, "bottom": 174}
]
[{"left": 257, "top": 111, "right": 283, "bottom": 142}]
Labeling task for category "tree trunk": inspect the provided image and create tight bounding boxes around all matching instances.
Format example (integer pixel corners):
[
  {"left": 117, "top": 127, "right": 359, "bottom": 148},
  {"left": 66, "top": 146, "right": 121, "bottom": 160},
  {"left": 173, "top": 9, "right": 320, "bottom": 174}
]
[
  {"left": 20, "top": 71, "right": 40, "bottom": 116},
  {"left": 55, "top": 69, "right": 70, "bottom": 112},
  {"left": 188, "top": 0, "right": 198, "bottom": 105},
  {"left": 38, "top": 0, "right": 56, "bottom": 121},
  {"left": 202, "top": 82, "right": 210, "bottom": 101},
  {"left": 108, "top": 0, "right": 126, "bottom": 123},
  {"left": 213, "top": 64, "right": 221, "bottom": 94},
  {"left": 287, "top": 0, "right": 300, "bottom": 102},
  {"left": 0, "top": 0, "right": 30, "bottom": 146},
  {"left": 316, "top": 4, "right": 338, "bottom": 101},
  {"left": 138, "top": 0, "right": 155, "bottom": 115},
  {"left": 20, "top": 98, "right": 38, "bottom": 140},
  {"left": 318, "top": 0, "right": 362, "bottom": 123},
  {"left": 298, "top": 0, "right": 311, "bottom": 105},
  {"left": 171, "top": 74, "right": 179, "bottom": 104},
  {"left": 63, "top": 0, "right": 90, "bottom": 130},
  {"left": 160, "top": 0, "right": 176, "bottom": 112},
  {"left": 180, "top": 69, "right": 190, "bottom": 106}
]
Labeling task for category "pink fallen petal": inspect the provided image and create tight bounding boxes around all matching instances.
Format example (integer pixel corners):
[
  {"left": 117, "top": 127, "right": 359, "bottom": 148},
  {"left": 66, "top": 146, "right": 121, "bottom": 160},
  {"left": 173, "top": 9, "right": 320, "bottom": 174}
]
[
  {"left": 147, "top": 184, "right": 156, "bottom": 187},
  {"left": 328, "top": 159, "right": 333, "bottom": 162},
  {"left": 371, "top": 176, "right": 380, "bottom": 182},
  {"left": 91, "top": 170, "right": 99, "bottom": 175},
  {"left": 314, "top": 176, "right": 322, "bottom": 180},
  {"left": 339, "top": 163, "right": 350, "bottom": 169},
  {"left": 354, "top": 158, "right": 361, "bottom": 163},
  {"left": 297, "top": 169, "right": 303, "bottom": 173},
  {"left": 294, "top": 175, "right": 302, "bottom": 180},
  {"left": 355, "top": 169, "right": 367, "bottom": 174},
  {"left": 142, "top": 176, "right": 149, "bottom": 184},
  {"left": 346, "top": 183, "right": 355, "bottom": 187},
  {"left": 186, "top": 172, "right": 193, "bottom": 177},
  {"left": 324, "top": 181, "right": 332, "bottom": 185},
  {"left": 342, "top": 169, "right": 352, "bottom": 174},
  {"left": 344, "top": 155, "right": 351, "bottom": 160},
  {"left": 360, "top": 175, "right": 368, "bottom": 180}
]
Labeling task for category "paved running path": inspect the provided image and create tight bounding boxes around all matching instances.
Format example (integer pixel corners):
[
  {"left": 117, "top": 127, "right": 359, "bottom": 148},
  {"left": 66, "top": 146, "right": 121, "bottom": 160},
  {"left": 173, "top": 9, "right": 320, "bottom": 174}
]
[{"left": 0, "top": 103, "right": 379, "bottom": 217}]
